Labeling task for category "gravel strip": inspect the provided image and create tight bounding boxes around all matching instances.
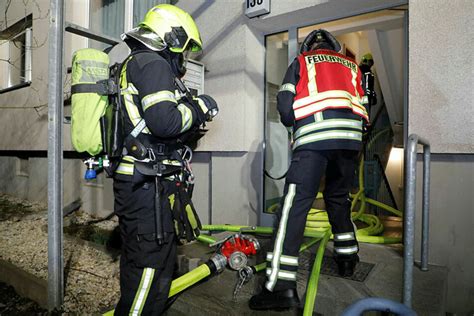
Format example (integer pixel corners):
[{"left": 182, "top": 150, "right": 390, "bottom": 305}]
[{"left": 0, "top": 194, "right": 120, "bottom": 314}]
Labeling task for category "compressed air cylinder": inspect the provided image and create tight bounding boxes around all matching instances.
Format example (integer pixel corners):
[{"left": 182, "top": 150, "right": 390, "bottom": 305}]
[{"left": 71, "top": 49, "right": 109, "bottom": 156}]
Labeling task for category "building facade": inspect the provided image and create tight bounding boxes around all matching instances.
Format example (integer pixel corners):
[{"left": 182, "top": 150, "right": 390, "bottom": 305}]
[{"left": 0, "top": 0, "right": 472, "bottom": 313}]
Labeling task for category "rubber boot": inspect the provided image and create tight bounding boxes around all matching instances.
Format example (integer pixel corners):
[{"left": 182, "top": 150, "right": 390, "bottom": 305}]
[
  {"left": 335, "top": 254, "right": 359, "bottom": 277},
  {"left": 249, "top": 287, "right": 300, "bottom": 311}
]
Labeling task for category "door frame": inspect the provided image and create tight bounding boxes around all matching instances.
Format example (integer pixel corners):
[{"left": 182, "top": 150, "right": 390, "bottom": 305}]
[{"left": 257, "top": 0, "right": 409, "bottom": 226}]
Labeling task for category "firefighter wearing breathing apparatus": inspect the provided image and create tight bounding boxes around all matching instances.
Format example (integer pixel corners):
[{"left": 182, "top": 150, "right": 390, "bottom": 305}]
[
  {"left": 249, "top": 30, "right": 369, "bottom": 311},
  {"left": 359, "top": 53, "right": 377, "bottom": 115},
  {"left": 112, "top": 5, "right": 218, "bottom": 315}
]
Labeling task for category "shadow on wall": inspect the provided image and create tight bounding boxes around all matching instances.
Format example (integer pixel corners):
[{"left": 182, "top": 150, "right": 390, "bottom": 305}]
[
  {"left": 0, "top": 157, "right": 28, "bottom": 200},
  {"left": 244, "top": 140, "right": 264, "bottom": 225},
  {"left": 204, "top": 56, "right": 265, "bottom": 95},
  {"left": 189, "top": 0, "right": 216, "bottom": 21},
  {"left": 189, "top": 2, "right": 246, "bottom": 63}
]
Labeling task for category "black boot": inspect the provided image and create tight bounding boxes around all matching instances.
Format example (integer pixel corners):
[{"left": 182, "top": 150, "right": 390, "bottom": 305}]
[
  {"left": 335, "top": 254, "right": 359, "bottom": 277},
  {"left": 249, "top": 287, "right": 300, "bottom": 310}
]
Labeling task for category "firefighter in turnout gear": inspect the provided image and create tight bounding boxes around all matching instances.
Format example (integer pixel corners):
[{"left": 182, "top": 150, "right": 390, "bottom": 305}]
[
  {"left": 113, "top": 5, "right": 218, "bottom": 315},
  {"left": 249, "top": 29, "right": 369, "bottom": 311},
  {"left": 359, "top": 53, "right": 377, "bottom": 115}
]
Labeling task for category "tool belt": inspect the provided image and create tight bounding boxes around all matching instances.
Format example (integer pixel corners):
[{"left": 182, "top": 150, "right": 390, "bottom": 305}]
[
  {"left": 131, "top": 141, "right": 201, "bottom": 244},
  {"left": 134, "top": 159, "right": 183, "bottom": 178}
]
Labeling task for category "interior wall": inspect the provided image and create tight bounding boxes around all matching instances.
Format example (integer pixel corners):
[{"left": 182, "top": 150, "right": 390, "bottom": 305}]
[
  {"left": 367, "top": 27, "right": 404, "bottom": 125},
  {"left": 359, "top": 32, "right": 371, "bottom": 58},
  {"left": 384, "top": 147, "right": 404, "bottom": 210},
  {"left": 336, "top": 32, "right": 361, "bottom": 61}
]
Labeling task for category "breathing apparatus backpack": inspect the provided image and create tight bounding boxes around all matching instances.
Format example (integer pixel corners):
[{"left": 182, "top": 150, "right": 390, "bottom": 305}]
[
  {"left": 71, "top": 48, "right": 126, "bottom": 179},
  {"left": 71, "top": 45, "right": 208, "bottom": 181}
]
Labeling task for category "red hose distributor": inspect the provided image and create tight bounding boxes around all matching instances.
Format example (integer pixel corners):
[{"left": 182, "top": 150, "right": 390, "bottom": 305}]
[{"left": 216, "top": 234, "right": 260, "bottom": 270}]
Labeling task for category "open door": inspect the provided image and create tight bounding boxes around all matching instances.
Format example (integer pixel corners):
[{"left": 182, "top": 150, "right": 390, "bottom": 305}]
[{"left": 263, "top": 6, "right": 408, "bottom": 222}]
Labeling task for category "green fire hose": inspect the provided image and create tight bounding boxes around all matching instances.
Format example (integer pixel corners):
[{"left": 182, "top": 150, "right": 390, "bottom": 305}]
[
  {"left": 195, "top": 153, "right": 403, "bottom": 313},
  {"left": 103, "top": 153, "right": 402, "bottom": 314},
  {"left": 303, "top": 229, "right": 331, "bottom": 316},
  {"left": 102, "top": 254, "right": 227, "bottom": 316}
]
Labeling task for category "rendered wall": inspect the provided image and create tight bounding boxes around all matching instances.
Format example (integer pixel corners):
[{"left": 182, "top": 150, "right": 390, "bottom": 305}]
[
  {"left": 0, "top": 155, "right": 212, "bottom": 223},
  {"left": 0, "top": 0, "right": 410, "bottom": 224},
  {"left": 0, "top": 157, "right": 82, "bottom": 212},
  {"left": 0, "top": 0, "right": 49, "bottom": 151},
  {"left": 409, "top": 1, "right": 474, "bottom": 312},
  {"left": 409, "top": 0, "right": 474, "bottom": 153},
  {"left": 173, "top": 0, "right": 266, "bottom": 225},
  {"left": 2, "top": 3, "right": 473, "bottom": 314},
  {"left": 174, "top": 0, "right": 408, "bottom": 225},
  {"left": 414, "top": 156, "right": 474, "bottom": 313}
]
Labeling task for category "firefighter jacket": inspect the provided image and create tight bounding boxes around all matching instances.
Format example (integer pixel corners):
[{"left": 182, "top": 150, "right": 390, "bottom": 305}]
[
  {"left": 115, "top": 50, "right": 198, "bottom": 179},
  {"left": 277, "top": 49, "right": 369, "bottom": 151}
]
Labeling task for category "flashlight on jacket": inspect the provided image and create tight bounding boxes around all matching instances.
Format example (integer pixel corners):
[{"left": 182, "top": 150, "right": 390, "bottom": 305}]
[{"left": 209, "top": 107, "right": 218, "bottom": 118}]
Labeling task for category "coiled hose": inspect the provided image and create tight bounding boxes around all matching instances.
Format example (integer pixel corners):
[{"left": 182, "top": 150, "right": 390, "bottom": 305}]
[
  {"left": 197, "top": 154, "right": 403, "bottom": 314},
  {"left": 103, "top": 154, "right": 402, "bottom": 315}
]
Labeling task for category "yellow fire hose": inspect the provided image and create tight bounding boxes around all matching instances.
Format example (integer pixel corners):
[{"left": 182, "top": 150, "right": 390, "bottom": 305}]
[
  {"left": 104, "top": 154, "right": 402, "bottom": 314},
  {"left": 197, "top": 154, "right": 403, "bottom": 314}
]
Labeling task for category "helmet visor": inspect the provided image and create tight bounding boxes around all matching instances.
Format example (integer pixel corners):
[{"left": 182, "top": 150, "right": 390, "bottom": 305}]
[
  {"left": 122, "top": 27, "right": 166, "bottom": 51},
  {"left": 166, "top": 26, "right": 202, "bottom": 53}
]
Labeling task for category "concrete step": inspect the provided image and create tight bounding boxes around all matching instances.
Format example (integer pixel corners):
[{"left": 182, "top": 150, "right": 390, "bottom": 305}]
[{"left": 167, "top": 238, "right": 448, "bottom": 316}]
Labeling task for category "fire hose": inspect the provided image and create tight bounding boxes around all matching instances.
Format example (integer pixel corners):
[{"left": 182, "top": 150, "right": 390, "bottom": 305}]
[
  {"left": 195, "top": 154, "right": 403, "bottom": 315},
  {"left": 102, "top": 254, "right": 227, "bottom": 316},
  {"left": 103, "top": 153, "right": 402, "bottom": 315}
]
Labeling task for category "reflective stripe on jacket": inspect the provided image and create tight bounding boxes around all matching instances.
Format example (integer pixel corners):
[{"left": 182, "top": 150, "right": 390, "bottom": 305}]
[
  {"left": 277, "top": 49, "right": 369, "bottom": 151},
  {"left": 294, "top": 49, "right": 368, "bottom": 122},
  {"left": 115, "top": 51, "right": 196, "bottom": 178}
]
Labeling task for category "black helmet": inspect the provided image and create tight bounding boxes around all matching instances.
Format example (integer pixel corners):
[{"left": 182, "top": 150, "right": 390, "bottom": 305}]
[{"left": 300, "top": 29, "right": 341, "bottom": 54}]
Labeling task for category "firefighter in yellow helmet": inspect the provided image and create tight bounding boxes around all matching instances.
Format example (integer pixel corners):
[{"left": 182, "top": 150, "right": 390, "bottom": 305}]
[
  {"left": 113, "top": 5, "right": 217, "bottom": 315},
  {"left": 359, "top": 53, "right": 377, "bottom": 113}
]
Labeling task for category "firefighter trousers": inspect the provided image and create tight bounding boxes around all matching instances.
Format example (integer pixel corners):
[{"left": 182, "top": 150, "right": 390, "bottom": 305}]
[
  {"left": 113, "top": 178, "right": 176, "bottom": 316},
  {"left": 265, "top": 149, "right": 359, "bottom": 291}
]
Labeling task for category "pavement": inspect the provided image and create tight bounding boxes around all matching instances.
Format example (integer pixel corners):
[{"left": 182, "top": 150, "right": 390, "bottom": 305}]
[{"left": 166, "top": 230, "right": 447, "bottom": 316}]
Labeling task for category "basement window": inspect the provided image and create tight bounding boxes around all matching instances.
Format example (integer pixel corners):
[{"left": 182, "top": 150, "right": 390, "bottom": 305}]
[{"left": 0, "top": 15, "right": 32, "bottom": 92}]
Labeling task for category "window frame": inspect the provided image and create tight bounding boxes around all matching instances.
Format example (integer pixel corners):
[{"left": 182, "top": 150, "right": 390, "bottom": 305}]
[{"left": 0, "top": 18, "right": 33, "bottom": 93}]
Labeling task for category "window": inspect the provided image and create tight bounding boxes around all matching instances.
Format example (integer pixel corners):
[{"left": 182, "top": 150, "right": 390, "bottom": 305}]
[
  {"left": 89, "top": 0, "right": 125, "bottom": 50},
  {"left": 87, "top": 0, "right": 168, "bottom": 50},
  {"left": 264, "top": 31, "right": 289, "bottom": 213},
  {"left": 0, "top": 15, "right": 32, "bottom": 91},
  {"left": 133, "top": 0, "right": 165, "bottom": 26}
]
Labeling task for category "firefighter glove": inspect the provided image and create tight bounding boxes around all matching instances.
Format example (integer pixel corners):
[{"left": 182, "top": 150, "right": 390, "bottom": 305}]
[
  {"left": 194, "top": 94, "right": 219, "bottom": 122},
  {"left": 170, "top": 187, "right": 202, "bottom": 242}
]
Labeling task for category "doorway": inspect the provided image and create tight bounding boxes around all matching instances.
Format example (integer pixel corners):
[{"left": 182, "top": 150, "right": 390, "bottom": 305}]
[{"left": 263, "top": 6, "right": 408, "bottom": 222}]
